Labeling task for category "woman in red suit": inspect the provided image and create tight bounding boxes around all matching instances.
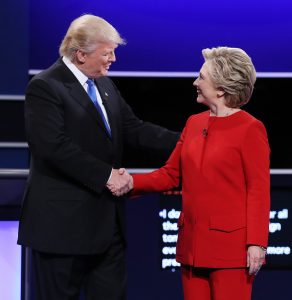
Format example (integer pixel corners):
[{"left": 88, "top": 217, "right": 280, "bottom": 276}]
[{"left": 116, "top": 47, "right": 270, "bottom": 300}]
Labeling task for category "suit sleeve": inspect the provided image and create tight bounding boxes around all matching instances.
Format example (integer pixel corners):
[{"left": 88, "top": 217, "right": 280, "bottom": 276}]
[
  {"left": 241, "top": 120, "right": 270, "bottom": 247},
  {"left": 132, "top": 124, "right": 187, "bottom": 193},
  {"left": 25, "top": 78, "right": 112, "bottom": 194}
]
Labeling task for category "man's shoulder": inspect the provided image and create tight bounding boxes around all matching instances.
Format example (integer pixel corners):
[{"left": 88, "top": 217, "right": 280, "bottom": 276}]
[
  {"left": 96, "top": 76, "right": 114, "bottom": 87},
  {"left": 31, "top": 59, "right": 74, "bottom": 84},
  {"left": 95, "top": 76, "right": 120, "bottom": 97}
]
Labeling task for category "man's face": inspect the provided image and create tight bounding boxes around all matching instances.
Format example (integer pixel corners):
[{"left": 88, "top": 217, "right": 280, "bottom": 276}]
[{"left": 77, "top": 42, "right": 117, "bottom": 78}]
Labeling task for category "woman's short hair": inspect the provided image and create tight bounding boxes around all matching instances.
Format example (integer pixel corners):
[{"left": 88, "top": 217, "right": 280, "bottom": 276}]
[
  {"left": 202, "top": 47, "right": 256, "bottom": 108},
  {"left": 59, "top": 14, "right": 125, "bottom": 60}
]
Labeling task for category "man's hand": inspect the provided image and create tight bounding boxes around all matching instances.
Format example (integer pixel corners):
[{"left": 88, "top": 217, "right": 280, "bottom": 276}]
[{"left": 106, "top": 168, "right": 133, "bottom": 196}]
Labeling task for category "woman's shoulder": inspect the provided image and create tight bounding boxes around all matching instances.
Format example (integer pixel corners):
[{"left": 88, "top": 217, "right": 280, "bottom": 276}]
[
  {"left": 186, "top": 110, "right": 209, "bottom": 124},
  {"left": 238, "top": 111, "right": 268, "bottom": 142},
  {"left": 239, "top": 110, "right": 266, "bottom": 128}
]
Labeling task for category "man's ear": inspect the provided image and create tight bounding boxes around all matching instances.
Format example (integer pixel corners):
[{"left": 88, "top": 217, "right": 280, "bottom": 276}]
[{"left": 75, "top": 50, "right": 86, "bottom": 64}]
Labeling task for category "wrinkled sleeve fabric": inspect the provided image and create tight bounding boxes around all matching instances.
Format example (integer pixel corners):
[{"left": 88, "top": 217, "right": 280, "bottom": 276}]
[{"left": 132, "top": 122, "right": 188, "bottom": 193}]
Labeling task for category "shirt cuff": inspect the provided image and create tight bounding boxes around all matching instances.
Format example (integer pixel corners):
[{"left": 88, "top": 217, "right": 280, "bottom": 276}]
[{"left": 106, "top": 168, "right": 113, "bottom": 184}]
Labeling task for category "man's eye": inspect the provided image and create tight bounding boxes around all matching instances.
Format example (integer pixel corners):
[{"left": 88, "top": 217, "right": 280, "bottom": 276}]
[{"left": 102, "top": 51, "right": 114, "bottom": 57}]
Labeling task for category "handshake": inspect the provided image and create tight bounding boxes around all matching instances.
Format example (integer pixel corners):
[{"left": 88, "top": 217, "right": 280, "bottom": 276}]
[{"left": 106, "top": 168, "right": 133, "bottom": 196}]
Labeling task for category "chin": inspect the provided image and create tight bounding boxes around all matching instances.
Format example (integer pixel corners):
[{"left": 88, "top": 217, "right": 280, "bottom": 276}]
[
  {"left": 95, "top": 71, "right": 107, "bottom": 78},
  {"left": 101, "top": 70, "right": 109, "bottom": 76}
]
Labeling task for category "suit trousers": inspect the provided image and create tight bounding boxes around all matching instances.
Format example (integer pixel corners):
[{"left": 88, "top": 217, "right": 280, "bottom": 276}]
[
  {"left": 182, "top": 266, "right": 254, "bottom": 300},
  {"left": 31, "top": 223, "right": 126, "bottom": 300}
]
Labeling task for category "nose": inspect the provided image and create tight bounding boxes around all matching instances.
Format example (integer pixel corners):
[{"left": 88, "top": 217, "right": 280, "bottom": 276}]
[
  {"left": 193, "top": 78, "right": 198, "bottom": 87},
  {"left": 110, "top": 51, "right": 116, "bottom": 62}
]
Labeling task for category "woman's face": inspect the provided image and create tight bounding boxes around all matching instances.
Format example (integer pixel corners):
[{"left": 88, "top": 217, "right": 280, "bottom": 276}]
[{"left": 193, "top": 62, "right": 219, "bottom": 106}]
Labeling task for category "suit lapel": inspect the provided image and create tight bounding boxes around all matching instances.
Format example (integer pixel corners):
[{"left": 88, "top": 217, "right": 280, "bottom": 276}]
[
  {"left": 57, "top": 59, "right": 113, "bottom": 139},
  {"left": 95, "top": 80, "right": 116, "bottom": 140},
  {"left": 62, "top": 78, "right": 111, "bottom": 139}
]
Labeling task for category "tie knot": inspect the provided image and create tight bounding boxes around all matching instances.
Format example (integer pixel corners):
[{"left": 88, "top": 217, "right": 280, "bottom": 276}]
[{"left": 87, "top": 79, "right": 95, "bottom": 87}]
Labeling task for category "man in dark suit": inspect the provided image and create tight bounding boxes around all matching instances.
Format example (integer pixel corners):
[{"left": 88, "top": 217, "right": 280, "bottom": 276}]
[{"left": 17, "top": 14, "right": 179, "bottom": 300}]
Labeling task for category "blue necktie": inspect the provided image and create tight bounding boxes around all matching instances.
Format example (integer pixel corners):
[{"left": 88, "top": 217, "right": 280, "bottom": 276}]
[{"left": 86, "top": 79, "right": 111, "bottom": 136}]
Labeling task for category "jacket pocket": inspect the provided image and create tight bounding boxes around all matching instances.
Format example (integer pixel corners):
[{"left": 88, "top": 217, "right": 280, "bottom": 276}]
[{"left": 209, "top": 214, "right": 246, "bottom": 233}]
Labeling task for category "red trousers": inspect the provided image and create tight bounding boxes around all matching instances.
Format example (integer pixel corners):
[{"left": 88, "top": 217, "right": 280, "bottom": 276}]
[{"left": 182, "top": 266, "right": 254, "bottom": 300}]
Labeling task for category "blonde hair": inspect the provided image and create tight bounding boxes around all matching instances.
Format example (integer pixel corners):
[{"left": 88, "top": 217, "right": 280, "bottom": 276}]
[
  {"left": 59, "top": 14, "right": 125, "bottom": 60},
  {"left": 202, "top": 47, "right": 256, "bottom": 108}
]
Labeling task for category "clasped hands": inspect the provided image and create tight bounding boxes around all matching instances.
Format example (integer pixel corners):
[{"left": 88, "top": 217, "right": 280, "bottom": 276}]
[{"left": 106, "top": 168, "right": 133, "bottom": 196}]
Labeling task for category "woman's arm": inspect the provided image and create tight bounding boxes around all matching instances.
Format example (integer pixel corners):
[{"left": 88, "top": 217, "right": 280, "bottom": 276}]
[
  {"left": 132, "top": 124, "right": 188, "bottom": 194},
  {"left": 241, "top": 119, "right": 270, "bottom": 275}
]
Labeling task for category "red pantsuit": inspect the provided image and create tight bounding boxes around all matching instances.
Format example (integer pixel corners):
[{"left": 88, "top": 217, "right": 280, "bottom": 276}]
[
  {"left": 133, "top": 110, "right": 270, "bottom": 299},
  {"left": 182, "top": 267, "right": 254, "bottom": 300}
]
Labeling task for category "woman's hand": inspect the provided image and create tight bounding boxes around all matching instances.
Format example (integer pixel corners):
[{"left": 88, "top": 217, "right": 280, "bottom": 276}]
[{"left": 247, "top": 245, "right": 266, "bottom": 275}]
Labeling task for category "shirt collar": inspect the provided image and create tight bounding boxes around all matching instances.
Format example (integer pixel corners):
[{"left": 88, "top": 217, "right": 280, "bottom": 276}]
[{"left": 62, "top": 56, "right": 89, "bottom": 88}]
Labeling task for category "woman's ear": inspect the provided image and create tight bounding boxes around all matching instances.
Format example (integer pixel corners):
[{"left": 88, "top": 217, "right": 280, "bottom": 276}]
[{"left": 216, "top": 88, "right": 225, "bottom": 98}]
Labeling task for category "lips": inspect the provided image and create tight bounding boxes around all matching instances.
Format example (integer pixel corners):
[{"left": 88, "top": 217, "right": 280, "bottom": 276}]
[{"left": 104, "top": 63, "right": 111, "bottom": 71}]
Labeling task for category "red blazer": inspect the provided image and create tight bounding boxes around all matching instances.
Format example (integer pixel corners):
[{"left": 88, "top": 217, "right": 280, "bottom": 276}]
[{"left": 133, "top": 110, "right": 270, "bottom": 268}]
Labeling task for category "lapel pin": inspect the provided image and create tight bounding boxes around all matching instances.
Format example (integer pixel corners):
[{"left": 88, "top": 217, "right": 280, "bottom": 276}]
[{"left": 105, "top": 92, "right": 108, "bottom": 97}]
